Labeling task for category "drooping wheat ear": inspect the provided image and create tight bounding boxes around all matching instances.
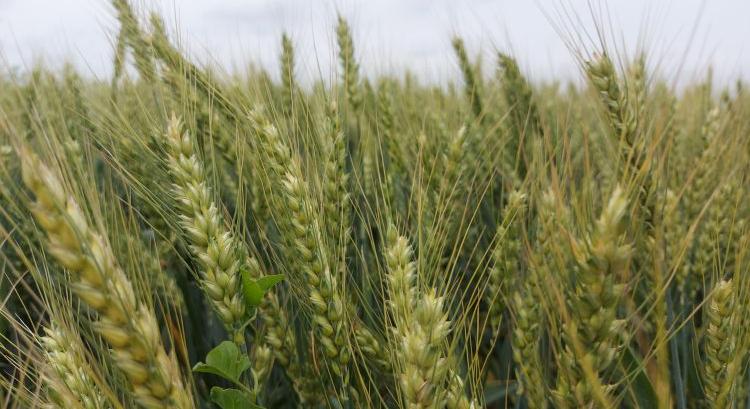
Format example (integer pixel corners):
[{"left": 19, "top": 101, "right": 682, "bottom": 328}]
[
  {"left": 258, "top": 284, "right": 324, "bottom": 405},
  {"left": 486, "top": 190, "right": 526, "bottom": 334},
  {"left": 248, "top": 109, "right": 323, "bottom": 387},
  {"left": 512, "top": 280, "right": 547, "bottom": 409},
  {"left": 500, "top": 52, "right": 541, "bottom": 131},
  {"left": 693, "top": 181, "right": 736, "bottom": 294},
  {"left": 385, "top": 225, "right": 451, "bottom": 408},
  {"left": 703, "top": 279, "right": 735, "bottom": 407},
  {"left": 499, "top": 53, "right": 540, "bottom": 177},
  {"left": 555, "top": 186, "right": 630, "bottom": 407},
  {"left": 353, "top": 324, "right": 391, "bottom": 371},
  {"left": 665, "top": 190, "right": 690, "bottom": 293},
  {"left": 716, "top": 233, "right": 750, "bottom": 407},
  {"left": 111, "top": 0, "right": 155, "bottom": 83},
  {"left": 280, "top": 33, "right": 296, "bottom": 117},
  {"left": 112, "top": 24, "right": 126, "bottom": 91},
  {"left": 646, "top": 194, "right": 672, "bottom": 409},
  {"left": 700, "top": 106, "right": 721, "bottom": 149},
  {"left": 533, "top": 188, "right": 571, "bottom": 282},
  {"left": 726, "top": 212, "right": 746, "bottom": 275},
  {"left": 384, "top": 225, "right": 417, "bottom": 326},
  {"left": 626, "top": 54, "right": 648, "bottom": 125},
  {"left": 377, "top": 83, "right": 404, "bottom": 214},
  {"left": 279, "top": 161, "right": 351, "bottom": 380},
  {"left": 250, "top": 345, "right": 273, "bottom": 396},
  {"left": 322, "top": 103, "right": 351, "bottom": 256},
  {"left": 586, "top": 53, "right": 637, "bottom": 151},
  {"left": 336, "top": 15, "right": 362, "bottom": 112},
  {"left": 664, "top": 94, "right": 683, "bottom": 186},
  {"left": 398, "top": 289, "right": 452, "bottom": 409},
  {"left": 20, "top": 149, "right": 191, "bottom": 409},
  {"left": 421, "top": 124, "right": 467, "bottom": 253},
  {"left": 62, "top": 67, "right": 94, "bottom": 141},
  {"left": 376, "top": 83, "right": 395, "bottom": 147},
  {"left": 40, "top": 324, "right": 111, "bottom": 409},
  {"left": 251, "top": 109, "right": 352, "bottom": 386},
  {"left": 245, "top": 109, "right": 283, "bottom": 229},
  {"left": 241, "top": 254, "right": 323, "bottom": 404},
  {"left": 359, "top": 87, "right": 377, "bottom": 198},
  {"left": 19, "top": 68, "right": 41, "bottom": 139},
  {"left": 587, "top": 53, "right": 655, "bottom": 240},
  {"left": 683, "top": 106, "right": 721, "bottom": 220},
  {"left": 248, "top": 108, "right": 292, "bottom": 188},
  {"left": 452, "top": 37, "right": 483, "bottom": 120},
  {"left": 162, "top": 115, "right": 246, "bottom": 342},
  {"left": 436, "top": 126, "right": 468, "bottom": 239},
  {"left": 445, "top": 370, "right": 479, "bottom": 409}
]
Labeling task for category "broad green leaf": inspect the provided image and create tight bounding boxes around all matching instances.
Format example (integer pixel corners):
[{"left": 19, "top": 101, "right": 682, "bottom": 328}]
[
  {"left": 242, "top": 275, "right": 264, "bottom": 308},
  {"left": 193, "top": 341, "right": 251, "bottom": 383},
  {"left": 484, "top": 381, "right": 517, "bottom": 404},
  {"left": 621, "top": 345, "right": 657, "bottom": 408},
  {"left": 209, "top": 387, "right": 262, "bottom": 409},
  {"left": 257, "top": 274, "right": 284, "bottom": 291},
  {"left": 683, "top": 328, "right": 703, "bottom": 402},
  {"left": 242, "top": 271, "right": 284, "bottom": 307}
]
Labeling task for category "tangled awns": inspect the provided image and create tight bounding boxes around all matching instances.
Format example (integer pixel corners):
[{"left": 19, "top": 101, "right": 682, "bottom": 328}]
[{"left": 1, "top": 2, "right": 750, "bottom": 408}]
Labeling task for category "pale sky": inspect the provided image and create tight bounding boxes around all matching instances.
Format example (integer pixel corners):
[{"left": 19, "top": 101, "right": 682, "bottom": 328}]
[{"left": 1, "top": 0, "right": 749, "bottom": 87}]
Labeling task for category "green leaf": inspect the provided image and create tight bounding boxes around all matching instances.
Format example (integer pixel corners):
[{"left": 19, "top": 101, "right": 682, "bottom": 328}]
[
  {"left": 621, "top": 345, "right": 657, "bottom": 408},
  {"left": 257, "top": 274, "right": 285, "bottom": 291},
  {"left": 209, "top": 387, "right": 262, "bottom": 409},
  {"left": 484, "top": 381, "right": 517, "bottom": 404},
  {"left": 193, "top": 341, "right": 251, "bottom": 383},
  {"left": 242, "top": 271, "right": 284, "bottom": 307},
  {"left": 242, "top": 277, "right": 264, "bottom": 308}
]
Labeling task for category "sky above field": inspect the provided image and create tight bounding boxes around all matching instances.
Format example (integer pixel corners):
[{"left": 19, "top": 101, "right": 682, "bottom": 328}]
[{"left": 1, "top": 0, "right": 749, "bottom": 87}]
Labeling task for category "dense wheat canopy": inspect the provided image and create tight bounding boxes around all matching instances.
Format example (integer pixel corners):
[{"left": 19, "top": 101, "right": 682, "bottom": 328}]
[{"left": 1, "top": 2, "right": 749, "bottom": 409}]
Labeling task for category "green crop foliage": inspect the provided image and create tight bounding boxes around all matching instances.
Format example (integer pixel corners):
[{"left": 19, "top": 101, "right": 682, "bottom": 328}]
[{"left": 1, "top": 3, "right": 749, "bottom": 409}]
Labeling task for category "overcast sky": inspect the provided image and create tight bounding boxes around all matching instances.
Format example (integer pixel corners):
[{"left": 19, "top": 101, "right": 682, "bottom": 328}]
[{"left": 1, "top": 0, "right": 749, "bottom": 86}]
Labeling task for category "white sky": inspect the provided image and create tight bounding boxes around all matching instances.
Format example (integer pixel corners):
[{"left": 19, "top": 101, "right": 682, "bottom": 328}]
[{"left": 1, "top": 0, "right": 749, "bottom": 87}]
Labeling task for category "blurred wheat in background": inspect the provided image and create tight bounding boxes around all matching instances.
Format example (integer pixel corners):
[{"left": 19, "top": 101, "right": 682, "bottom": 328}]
[{"left": 1, "top": 1, "right": 749, "bottom": 408}]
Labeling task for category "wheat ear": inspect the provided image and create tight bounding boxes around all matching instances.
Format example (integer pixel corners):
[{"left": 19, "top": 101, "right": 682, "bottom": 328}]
[
  {"left": 162, "top": 115, "right": 246, "bottom": 343},
  {"left": 385, "top": 226, "right": 453, "bottom": 408},
  {"left": 487, "top": 190, "right": 526, "bottom": 334},
  {"left": 704, "top": 279, "right": 735, "bottom": 407},
  {"left": 40, "top": 324, "right": 111, "bottom": 409},
  {"left": 20, "top": 148, "right": 191, "bottom": 409},
  {"left": 555, "top": 186, "right": 630, "bottom": 407}
]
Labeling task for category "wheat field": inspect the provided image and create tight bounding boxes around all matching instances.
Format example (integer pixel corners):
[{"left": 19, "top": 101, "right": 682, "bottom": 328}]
[{"left": 1, "top": 2, "right": 749, "bottom": 408}]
